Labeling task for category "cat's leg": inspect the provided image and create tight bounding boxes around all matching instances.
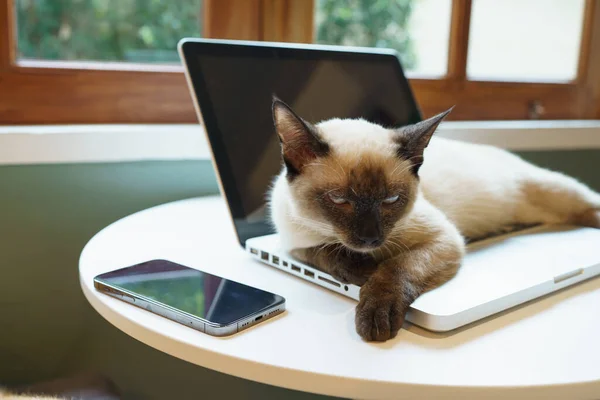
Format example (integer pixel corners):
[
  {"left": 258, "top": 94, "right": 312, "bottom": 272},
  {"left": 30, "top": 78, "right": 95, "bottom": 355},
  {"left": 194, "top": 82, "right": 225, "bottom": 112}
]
[
  {"left": 291, "top": 245, "right": 379, "bottom": 286},
  {"left": 517, "top": 167, "right": 600, "bottom": 229},
  {"left": 355, "top": 239, "right": 463, "bottom": 341}
]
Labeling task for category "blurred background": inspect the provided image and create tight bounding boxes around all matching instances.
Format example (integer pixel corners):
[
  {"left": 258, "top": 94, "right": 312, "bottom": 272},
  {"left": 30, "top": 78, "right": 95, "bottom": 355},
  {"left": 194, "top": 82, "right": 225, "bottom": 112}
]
[
  {"left": 5, "top": 0, "right": 599, "bottom": 123},
  {"left": 16, "top": 0, "right": 586, "bottom": 80}
]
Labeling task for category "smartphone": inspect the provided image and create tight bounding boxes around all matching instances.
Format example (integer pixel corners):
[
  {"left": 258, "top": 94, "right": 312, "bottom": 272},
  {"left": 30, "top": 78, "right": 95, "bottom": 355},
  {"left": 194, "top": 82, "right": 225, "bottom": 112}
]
[{"left": 94, "top": 259, "right": 285, "bottom": 336}]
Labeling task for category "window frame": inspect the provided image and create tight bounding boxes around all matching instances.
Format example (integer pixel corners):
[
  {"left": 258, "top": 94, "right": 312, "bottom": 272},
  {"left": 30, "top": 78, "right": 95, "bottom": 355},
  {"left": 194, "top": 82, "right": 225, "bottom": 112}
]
[{"left": 0, "top": 0, "right": 598, "bottom": 125}]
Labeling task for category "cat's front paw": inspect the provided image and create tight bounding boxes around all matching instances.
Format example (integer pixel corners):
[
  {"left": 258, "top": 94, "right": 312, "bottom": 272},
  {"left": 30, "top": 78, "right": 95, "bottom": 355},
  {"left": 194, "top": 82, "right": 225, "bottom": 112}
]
[
  {"left": 355, "top": 280, "right": 407, "bottom": 342},
  {"left": 329, "top": 263, "right": 377, "bottom": 286}
]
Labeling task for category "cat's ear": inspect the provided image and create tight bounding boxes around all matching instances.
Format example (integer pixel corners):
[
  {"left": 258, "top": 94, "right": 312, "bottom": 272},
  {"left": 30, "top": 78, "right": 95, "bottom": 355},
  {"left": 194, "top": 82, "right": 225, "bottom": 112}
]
[
  {"left": 272, "top": 96, "right": 330, "bottom": 177},
  {"left": 393, "top": 107, "right": 454, "bottom": 175}
]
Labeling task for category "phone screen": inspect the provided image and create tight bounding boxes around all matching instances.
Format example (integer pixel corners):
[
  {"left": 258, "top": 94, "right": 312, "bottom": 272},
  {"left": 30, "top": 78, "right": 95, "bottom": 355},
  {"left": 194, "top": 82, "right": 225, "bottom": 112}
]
[{"left": 95, "top": 260, "right": 283, "bottom": 325}]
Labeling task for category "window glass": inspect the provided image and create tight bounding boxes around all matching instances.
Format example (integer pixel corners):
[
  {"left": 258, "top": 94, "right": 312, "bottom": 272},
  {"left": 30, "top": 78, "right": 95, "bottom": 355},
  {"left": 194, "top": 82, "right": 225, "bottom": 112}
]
[
  {"left": 315, "top": 0, "right": 452, "bottom": 77},
  {"left": 16, "top": 0, "right": 202, "bottom": 63},
  {"left": 467, "top": 0, "right": 586, "bottom": 82}
]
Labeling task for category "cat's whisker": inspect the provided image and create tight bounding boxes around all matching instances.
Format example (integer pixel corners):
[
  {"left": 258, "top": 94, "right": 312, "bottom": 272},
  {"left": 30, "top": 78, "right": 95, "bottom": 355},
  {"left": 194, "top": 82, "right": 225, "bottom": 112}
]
[
  {"left": 390, "top": 160, "right": 411, "bottom": 176},
  {"left": 315, "top": 242, "right": 332, "bottom": 259},
  {"left": 288, "top": 214, "right": 336, "bottom": 231},
  {"left": 382, "top": 243, "right": 394, "bottom": 259},
  {"left": 326, "top": 246, "right": 337, "bottom": 258},
  {"left": 394, "top": 227, "right": 430, "bottom": 234},
  {"left": 291, "top": 223, "right": 336, "bottom": 237},
  {"left": 288, "top": 218, "right": 329, "bottom": 230},
  {"left": 390, "top": 155, "right": 424, "bottom": 176},
  {"left": 334, "top": 245, "right": 344, "bottom": 259},
  {"left": 293, "top": 220, "right": 333, "bottom": 231},
  {"left": 382, "top": 241, "right": 397, "bottom": 254},
  {"left": 321, "top": 187, "right": 344, "bottom": 198},
  {"left": 287, "top": 213, "right": 328, "bottom": 225},
  {"left": 387, "top": 238, "right": 410, "bottom": 252},
  {"left": 390, "top": 156, "right": 426, "bottom": 177},
  {"left": 384, "top": 243, "right": 402, "bottom": 255},
  {"left": 332, "top": 157, "right": 348, "bottom": 179}
]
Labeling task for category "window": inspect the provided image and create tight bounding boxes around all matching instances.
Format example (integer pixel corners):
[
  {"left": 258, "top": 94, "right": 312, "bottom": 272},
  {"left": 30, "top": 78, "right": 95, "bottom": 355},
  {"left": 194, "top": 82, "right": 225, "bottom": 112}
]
[
  {"left": 313, "top": 0, "right": 600, "bottom": 120},
  {"left": 16, "top": 0, "right": 203, "bottom": 63},
  {"left": 467, "top": 0, "right": 587, "bottom": 82},
  {"left": 1, "top": 0, "right": 599, "bottom": 124},
  {"left": 315, "top": 0, "right": 453, "bottom": 77}
]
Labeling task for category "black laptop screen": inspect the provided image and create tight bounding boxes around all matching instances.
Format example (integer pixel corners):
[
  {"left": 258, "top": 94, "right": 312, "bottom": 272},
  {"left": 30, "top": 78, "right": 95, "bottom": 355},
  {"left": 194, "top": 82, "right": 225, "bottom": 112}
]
[{"left": 181, "top": 41, "right": 421, "bottom": 246}]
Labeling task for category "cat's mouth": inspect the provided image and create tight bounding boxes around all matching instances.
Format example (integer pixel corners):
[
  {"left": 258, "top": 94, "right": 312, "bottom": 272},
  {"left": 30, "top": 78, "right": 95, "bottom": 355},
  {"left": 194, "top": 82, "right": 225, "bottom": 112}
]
[{"left": 342, "top": 238, "right": 385, "bottom": 253}]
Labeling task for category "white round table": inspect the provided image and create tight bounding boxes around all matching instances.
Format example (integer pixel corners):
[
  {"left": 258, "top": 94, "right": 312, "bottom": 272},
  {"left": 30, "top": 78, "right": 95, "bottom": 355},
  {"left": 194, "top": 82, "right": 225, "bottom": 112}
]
[{"left": 79, "top": 196, "right": 600, "bottom": 400}]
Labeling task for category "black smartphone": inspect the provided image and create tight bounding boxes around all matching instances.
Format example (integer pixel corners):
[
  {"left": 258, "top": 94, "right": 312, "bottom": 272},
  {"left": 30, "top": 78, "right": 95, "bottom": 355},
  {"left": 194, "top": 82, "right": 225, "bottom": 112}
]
[{"left": 94, "top": 259, "right": 286, "bottom": 336}]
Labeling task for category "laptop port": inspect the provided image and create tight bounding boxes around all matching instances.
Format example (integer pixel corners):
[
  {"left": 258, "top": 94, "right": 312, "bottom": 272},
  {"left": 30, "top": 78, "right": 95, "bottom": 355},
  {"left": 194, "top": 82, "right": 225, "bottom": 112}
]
[
  {"left": 282, "top": 261, "right": 288, "bottom": 267},
  {"left": 291, "top": 265, "right": 301, "bottom": 273},
  {"left": 250, "top": 248, "right": 258, "bottom": 255},
  {"left": 318, "top": 275, "right": 341, "bottom": 288},
  {"left": 272, "top": 255, "right": 280, "bottom": 265},
  {"left": 255, "top": 315, "right": 263, "bottom": 321},
  {"left": 304, "top": 269, "right": 315, "bottom": 278},
  {"left": 261, "top": 251, "right": 269, "bottom": 261}
]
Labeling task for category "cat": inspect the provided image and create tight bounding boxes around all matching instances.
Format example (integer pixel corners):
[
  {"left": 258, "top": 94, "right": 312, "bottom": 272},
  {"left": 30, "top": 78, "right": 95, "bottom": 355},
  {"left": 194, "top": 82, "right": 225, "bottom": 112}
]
[{"left": 268, "top": 97, "right": 600, "bottom": 342}]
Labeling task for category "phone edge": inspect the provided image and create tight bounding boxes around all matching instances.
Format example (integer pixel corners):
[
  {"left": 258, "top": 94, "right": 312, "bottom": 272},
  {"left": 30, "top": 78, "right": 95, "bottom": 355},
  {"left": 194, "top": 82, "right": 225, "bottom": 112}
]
[{"left": 94, "top": 279, "right": 286, "bottom": 337}]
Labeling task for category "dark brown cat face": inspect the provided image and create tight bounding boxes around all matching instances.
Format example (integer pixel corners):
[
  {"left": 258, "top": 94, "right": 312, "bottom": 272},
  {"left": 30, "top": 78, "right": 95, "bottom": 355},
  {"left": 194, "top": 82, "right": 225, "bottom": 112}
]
[
  {"left": 310, "top": 157, "right": 416, "bottom": 251},
  {"left": 272, "top": 97, "right": 452, "bottom": 252}
]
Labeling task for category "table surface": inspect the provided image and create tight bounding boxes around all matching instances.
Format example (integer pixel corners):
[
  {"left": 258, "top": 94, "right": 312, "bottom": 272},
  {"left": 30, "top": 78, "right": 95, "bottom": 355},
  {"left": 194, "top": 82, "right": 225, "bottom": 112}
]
[{"left": 79, "top": 196, "right": 600, "bottom": 400}]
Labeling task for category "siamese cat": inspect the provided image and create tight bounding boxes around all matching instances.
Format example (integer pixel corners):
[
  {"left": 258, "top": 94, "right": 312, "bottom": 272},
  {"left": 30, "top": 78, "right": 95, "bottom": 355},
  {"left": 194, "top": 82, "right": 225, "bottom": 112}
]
[{"left": 269, "top": 98, "right": 600, "bottom": 342}]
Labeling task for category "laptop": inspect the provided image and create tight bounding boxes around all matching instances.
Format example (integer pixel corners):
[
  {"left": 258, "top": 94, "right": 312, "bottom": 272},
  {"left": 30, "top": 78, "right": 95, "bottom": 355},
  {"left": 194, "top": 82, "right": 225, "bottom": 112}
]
[{"left": 178, "top": 38, "right": 600, "bottom": 332}]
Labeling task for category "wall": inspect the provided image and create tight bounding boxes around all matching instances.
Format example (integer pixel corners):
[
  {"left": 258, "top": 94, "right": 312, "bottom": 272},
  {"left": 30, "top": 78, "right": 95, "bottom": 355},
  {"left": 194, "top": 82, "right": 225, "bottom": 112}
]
[
  {"left": 0, "top": 150, "right": 598, "bottom": 399},
  {"left": 0, "top": 160, "right": 336, "bottom": 399}
]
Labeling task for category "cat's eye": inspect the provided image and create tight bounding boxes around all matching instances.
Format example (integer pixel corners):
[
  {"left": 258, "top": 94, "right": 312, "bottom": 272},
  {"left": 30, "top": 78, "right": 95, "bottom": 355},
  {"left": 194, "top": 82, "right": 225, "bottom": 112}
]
[
  {"left": 383, "top": 195, "right": 400, "bottom": 204},
  {"left": 328, "top": 193, "right": 348, "bottom": 205}
]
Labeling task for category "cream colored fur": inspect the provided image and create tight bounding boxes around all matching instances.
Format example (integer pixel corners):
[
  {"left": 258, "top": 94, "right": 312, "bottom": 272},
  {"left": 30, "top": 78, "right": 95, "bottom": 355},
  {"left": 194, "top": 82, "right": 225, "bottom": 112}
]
[
  {"left": 0, "top": 389, "right": 61, "bottom": 400},
  {"left": 270, "top": 118, "right": 600, "bottom": 252}
]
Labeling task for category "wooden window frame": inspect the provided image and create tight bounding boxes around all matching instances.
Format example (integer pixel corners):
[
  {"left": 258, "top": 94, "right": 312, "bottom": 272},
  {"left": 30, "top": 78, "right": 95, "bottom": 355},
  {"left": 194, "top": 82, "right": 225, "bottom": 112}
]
[{"left": 0, "top": 0, "right": 599, "bottom": 125}]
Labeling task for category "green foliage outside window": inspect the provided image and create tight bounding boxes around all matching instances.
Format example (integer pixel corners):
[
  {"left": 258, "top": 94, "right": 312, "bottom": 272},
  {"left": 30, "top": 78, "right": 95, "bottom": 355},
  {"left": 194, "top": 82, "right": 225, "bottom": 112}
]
[
  {"left": 16, "top": 0, "right": 415, "bottom": 68},
  {"left": 315, "top": 0, "right": 416, "bottom": 69},
  {"left": 16, "top": 0, "right": 202, "bottom": 63}
]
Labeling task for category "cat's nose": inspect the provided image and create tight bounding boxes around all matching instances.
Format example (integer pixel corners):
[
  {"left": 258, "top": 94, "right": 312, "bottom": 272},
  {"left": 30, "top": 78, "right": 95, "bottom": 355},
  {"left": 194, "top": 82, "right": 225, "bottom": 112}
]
[{"left": 358, "top": 235, "right": 382, "bottom": 247}]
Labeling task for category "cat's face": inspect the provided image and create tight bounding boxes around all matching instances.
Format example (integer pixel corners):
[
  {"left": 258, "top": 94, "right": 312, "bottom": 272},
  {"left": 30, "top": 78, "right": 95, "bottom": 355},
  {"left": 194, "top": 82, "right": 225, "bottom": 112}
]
[{"left": 273, "top": 98, "right": 452, "bottom": 252}]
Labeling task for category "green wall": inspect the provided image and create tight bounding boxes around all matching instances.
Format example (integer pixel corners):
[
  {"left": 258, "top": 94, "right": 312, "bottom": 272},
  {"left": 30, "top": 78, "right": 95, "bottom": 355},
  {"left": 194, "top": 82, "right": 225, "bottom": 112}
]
[
  {"left": 0, "top": 150, "right": 598, "bottom": 399},
  {"left": 0, "top": 161, "right": 336, "bottom": 399}
]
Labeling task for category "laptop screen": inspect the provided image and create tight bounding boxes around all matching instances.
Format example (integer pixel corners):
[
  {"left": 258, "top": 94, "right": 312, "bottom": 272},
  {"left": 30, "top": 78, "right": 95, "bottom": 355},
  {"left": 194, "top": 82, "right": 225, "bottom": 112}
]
[{"left": 180, "top": 40, "right": 421, "bottom": 246}]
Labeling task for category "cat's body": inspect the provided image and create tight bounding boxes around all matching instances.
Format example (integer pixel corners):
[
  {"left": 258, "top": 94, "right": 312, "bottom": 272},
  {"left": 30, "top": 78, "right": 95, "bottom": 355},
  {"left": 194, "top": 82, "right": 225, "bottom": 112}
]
[
  {"left": 269, "top": 99, "right": 600, "bottom": 342},
  {"left": 421, "top": 137, "right": 600, "bottom": 238}
]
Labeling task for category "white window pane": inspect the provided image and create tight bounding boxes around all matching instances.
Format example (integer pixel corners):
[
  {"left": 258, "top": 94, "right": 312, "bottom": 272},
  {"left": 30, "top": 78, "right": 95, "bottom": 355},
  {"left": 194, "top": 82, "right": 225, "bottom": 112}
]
[
  {"left": 467, "top": 0, "right": 586, "bottom": 82},
  {"left": 315, "top": 0, "right": 452, "bottom": 77}
]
